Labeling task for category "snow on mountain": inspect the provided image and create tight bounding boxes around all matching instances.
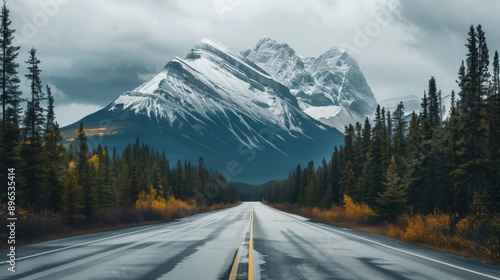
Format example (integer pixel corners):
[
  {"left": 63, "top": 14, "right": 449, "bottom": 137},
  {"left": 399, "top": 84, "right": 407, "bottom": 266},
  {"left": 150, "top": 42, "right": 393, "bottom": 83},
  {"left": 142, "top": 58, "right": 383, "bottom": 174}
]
[
  {"left": 240, "top": 37, "right": 377, "bottom": 129},
  {"left": 302, "top": 104, "right": 366, "bottom": 133},
  {"left": 109, "top": 38, "right": 316, "bottom": 147},
  {"left": 62, "top": 38, "right": 343, "bottom": 183}
]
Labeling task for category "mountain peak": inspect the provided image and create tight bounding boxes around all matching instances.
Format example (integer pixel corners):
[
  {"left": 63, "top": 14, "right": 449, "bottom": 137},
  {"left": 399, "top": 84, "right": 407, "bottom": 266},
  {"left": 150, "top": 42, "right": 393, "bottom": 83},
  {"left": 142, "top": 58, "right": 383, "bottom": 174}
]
[
  {"left": 198, "top": 38, "right": 227, "bottom": 49},
  {"left": 241, "top": 37, "right": 378, "bottom": 128},
  {"left": 189, "top": 38, "right": 231, "bottom": 55},
  {"left": 254, "top": 36, "right": 293, "bottom": 53},
  {"left": 257, "top": 35, "right": 276, "bottom": 45}
]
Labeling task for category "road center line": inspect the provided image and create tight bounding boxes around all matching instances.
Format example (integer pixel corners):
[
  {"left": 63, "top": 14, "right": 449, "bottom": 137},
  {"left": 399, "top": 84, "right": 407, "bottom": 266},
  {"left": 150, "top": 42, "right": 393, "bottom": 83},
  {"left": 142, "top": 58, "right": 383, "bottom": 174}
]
[
  {"left": 248, "top": 203, "right": 254, "bottom": 280},
  {"left": 229, "top": 204, "right": 251, "bottom": 280}
]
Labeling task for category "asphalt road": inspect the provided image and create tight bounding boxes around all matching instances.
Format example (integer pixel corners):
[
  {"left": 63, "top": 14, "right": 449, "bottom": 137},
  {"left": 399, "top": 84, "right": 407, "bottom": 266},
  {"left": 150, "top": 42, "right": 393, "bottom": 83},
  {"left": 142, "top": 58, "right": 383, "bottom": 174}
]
[{"left": 1, "top": 202, "right": 499, "bottom": 280}]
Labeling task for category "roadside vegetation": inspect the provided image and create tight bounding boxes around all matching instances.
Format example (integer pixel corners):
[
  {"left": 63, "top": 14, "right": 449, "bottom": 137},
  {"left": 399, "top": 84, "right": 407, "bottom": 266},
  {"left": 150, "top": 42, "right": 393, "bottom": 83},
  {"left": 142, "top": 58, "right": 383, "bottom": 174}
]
[
  {"left": 259, "top": 24, "right": 500, "bottom": 265},
  {"left": 269, "top": 194, "right": 499, "bottom": 265}
]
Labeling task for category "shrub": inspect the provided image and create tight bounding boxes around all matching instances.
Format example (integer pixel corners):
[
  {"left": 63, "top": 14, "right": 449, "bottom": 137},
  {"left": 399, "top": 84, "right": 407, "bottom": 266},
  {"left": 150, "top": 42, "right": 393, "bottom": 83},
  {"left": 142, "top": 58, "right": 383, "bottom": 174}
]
[
  {"left": 135, "top": 187, "right": 198, "bottom": 221},
  {"left": 343, "top": 195, "right": 376, "bottom": 224}
]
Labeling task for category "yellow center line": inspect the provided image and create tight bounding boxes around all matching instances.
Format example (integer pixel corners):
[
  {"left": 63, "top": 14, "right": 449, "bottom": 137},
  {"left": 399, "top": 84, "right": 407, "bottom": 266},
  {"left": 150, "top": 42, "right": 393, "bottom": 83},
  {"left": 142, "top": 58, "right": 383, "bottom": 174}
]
[
  {"left": 248, "top": 203, "right": 254, "bottom": 280},
  {"left": 229, "top": 204, "right": 252, "bottom": 280}
]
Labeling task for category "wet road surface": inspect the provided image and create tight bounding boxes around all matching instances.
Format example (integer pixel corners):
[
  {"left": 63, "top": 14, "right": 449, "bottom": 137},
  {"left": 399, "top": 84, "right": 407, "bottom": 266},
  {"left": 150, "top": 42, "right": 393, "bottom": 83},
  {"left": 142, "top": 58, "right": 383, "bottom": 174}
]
[{"left": 1, "top": 202, "right": 499, "bottom": 279}]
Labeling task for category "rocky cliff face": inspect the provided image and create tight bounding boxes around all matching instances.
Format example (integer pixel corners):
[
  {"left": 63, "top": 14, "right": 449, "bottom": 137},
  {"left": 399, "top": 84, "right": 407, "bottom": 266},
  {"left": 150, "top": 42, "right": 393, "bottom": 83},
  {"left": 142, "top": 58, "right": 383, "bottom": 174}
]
[{"left": 240, "top": 37, "right": 378, "bottom": 132}]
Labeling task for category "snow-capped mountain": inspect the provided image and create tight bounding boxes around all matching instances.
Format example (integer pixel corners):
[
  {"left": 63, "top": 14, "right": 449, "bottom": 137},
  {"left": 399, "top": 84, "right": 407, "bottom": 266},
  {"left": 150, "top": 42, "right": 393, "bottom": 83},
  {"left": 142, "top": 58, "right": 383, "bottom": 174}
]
[
  {"left": 61, "top": 39, "right": 344, "bottom": 183},
  {"left": 240, "top": 37, "right": 377, "bottom": 132}
]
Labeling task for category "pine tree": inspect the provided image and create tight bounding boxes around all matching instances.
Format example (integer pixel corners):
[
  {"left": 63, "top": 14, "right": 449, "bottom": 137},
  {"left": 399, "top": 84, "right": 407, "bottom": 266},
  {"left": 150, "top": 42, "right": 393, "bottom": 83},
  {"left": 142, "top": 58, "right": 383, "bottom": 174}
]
[
  {"left": 0, "top": 0, "right": 21, "bottom": 140},
  {"left": 339, "top": 160, "right": 356, "bottom": 199},
  {"left": 74, "top": 123, "right": 96, "bottom": 216},
  {"left": 320, "top": 183, "right": 334, "bottom": 209},
  {"left": 317, "top": 158, "right": 329, "bottom": 204},
  {"left": 393, "top": 101, "right": 407, "bottom": 157},
  {"left": 45, "top": 85, "right": 55, "bottom": 137},
  {"left": 304, "top": 161, "right": 317, "bottom": 207},
  {"left": 127, "top": 162, "right": 140, "bottom": 206},
  {"left": 62, "top": 161, "right": 83, "bottom": 225},
  {"left": 175, "top": 159, "right": 185, "bottom": 199},
  {"left": 23, "top": 47, "right": 45, "bottom": 143},
  {"left": 366, "top": 105, "right": 386, "bottom": 206},
  {"left": 376, "top": 156, "right": 406, "bottom": 222},
  {"left": 44, "top": 123, "right": 65, "bottom": 211},
  {"left": 428, "top": 77, "right": 440, "bottom": 128},
  {"left": 291, "top": 164, "right": 301, "bottom": 203},
  {"left": 477, "top": 25, "right": 490, "bottom": 97},
  {"left": 486, "top": 51, "right": 500, "bottom": 212},
  {"left": 420, "top": 92, "right": 432, "bottom": 139},
  {"left": 327, "top": 148, "right": 341, "bottom": 203},
  {"left": 94, "top": 145, "right": 114, "bottom": 209},
  {"left": 20, "top": 47, "right": 48, "bottom": 207},
  {"left": 452, "top": 24, "right": 490, "bottom": 215},
  {"left": 0, "top": 1, "right": 23, "bottom": 201}
]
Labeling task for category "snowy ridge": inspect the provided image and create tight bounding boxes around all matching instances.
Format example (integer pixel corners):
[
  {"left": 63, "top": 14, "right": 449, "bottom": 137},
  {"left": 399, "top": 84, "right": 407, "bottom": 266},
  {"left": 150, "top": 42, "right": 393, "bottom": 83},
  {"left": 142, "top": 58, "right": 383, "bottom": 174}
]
[
  {"left": 109, "top": 38, "right": 320, "bottom": 151},
  {"left": 240, "top": 37, "right": 377, "bottom": 130}
]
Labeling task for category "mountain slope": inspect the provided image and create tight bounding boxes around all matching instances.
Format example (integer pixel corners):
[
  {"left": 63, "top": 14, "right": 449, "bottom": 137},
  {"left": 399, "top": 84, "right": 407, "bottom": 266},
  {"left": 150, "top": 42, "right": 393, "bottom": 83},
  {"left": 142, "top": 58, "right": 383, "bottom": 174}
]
[
  {"left": 240, "top": 37, "right": 377, "bottom": 131},
  {"left": 62, "top": 39, "right": 344, "bottom": 183}
]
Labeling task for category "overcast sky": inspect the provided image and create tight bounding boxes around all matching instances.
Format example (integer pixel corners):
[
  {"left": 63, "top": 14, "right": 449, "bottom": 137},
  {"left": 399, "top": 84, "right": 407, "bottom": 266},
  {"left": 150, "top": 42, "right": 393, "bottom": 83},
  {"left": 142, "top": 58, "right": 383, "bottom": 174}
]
[{"left": 9, "top": 0, "right": 500, "bottom": 126}]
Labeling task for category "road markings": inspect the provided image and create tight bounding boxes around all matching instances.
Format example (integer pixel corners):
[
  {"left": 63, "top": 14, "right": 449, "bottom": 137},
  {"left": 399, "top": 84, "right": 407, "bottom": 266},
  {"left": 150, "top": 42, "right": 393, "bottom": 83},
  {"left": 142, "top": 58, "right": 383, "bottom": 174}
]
[
  {"left": 0, "top": 224, "right": 167, "bottom": 265},
  {"left": 229, "top": 204, "right": 251, "bottom": 280},
  {"left": 0, "top": 205, "right": 243, "bottom": 265},
  {"left": 292, "top": 214, "right": 500, "bottom": 280},
  {"left": 249, "top": 203, "right": 254, "bottom": 280}
]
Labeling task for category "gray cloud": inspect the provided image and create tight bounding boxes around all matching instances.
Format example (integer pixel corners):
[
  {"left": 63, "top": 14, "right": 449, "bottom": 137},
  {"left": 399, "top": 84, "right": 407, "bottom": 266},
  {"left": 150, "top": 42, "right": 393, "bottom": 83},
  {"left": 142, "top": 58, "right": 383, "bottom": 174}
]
[{"left": 8, "top": 0, "right": 500, "bottom": 126}]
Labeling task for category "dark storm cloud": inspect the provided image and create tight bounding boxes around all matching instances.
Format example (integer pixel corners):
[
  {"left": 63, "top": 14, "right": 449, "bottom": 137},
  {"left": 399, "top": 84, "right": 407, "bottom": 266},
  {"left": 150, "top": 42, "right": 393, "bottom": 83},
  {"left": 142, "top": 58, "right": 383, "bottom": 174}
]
[
  {"left": 49, "top": 64, "right": 148, "bottom": 105},
  {"left": 7, "top": 0, "right": 500, "bottom": 126}
]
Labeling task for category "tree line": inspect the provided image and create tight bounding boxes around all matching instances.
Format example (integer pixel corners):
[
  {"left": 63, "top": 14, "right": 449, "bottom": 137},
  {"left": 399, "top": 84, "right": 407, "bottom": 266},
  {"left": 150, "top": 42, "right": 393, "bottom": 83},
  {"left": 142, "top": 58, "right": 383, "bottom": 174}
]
[
  {"left": 260, "top": 24, "right": 500, "bottom": 226},
  {"left": 0, "top": 2, "right": 236, "bottom": 222}
]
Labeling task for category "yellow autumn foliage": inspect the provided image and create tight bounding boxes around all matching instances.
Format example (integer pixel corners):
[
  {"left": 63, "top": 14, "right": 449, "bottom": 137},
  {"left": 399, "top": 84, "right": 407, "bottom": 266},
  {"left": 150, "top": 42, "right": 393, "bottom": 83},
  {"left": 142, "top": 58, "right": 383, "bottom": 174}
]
[
  {"left": 68, "top": 160, "right": 77, "bottom": 170},
  {"left": 88, "top": 154, "right": 99, "bottom": 169},
  {"left": 343, "top": 195, "right": 376, "bottom": 223},
  {"left": 135, "top": 187, "right": 197, "bottom": 220}
]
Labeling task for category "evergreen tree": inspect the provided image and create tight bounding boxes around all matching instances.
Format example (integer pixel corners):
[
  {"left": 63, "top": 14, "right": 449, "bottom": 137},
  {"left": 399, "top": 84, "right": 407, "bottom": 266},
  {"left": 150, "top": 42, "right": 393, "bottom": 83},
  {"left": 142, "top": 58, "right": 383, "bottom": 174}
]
[
  {"left": 127, "top": 162, "right": 140, "bottom": 206},
  {"left": 304, "top": 161, "right": 316, "bottom": 207},
  {"left": 0, "top": 1, "right": 23, "bottom": 202},
  {"left": 366, "top": 105, "right": 386, "bottom": 206},
  {"left": 376, "top": 156, "right": 406, "bottom": 222},
  {"left": 20, "top": 47, "right": 48, "bottom": 207},
  {"left": 339, "top": 160, "right": 356, "bottom": 199},
  {"left": 0, "top": 0, "right": 21, "bottom": 139},
  {"left": 44, "top": 123, "right": 65, "bottom": 211},
  {"left": 45, "top": 85, "right": 55, "bottom": 137},
  {"left": 393, "top": 101, "right": 407, "bottom": 157},
  {"left": 23, "top": 47, "right": 45, "bottom": 142},
  {"left": 428, "top": 77, "right": 440, "bottom": 127},
  {"left": 477, "top": 25, "right": 490, "bottom": 97},
  {"left": 62, "top": 161, "right": 83, "bottom": 225},
  {"left": 452, "top": 24, "right": 489, "bottom": 215},
  {"left": 175, "top": 159, "right": 185, "bottom": 199},
  {"left": 74, "top": 123, "right": 96, "bottom": 216},
  {"left": 94, "top": 145, "right": 114, "bottom": 209},
  {"left": 291, "top": 164, "right": 301, "bottom": 203},
  {"left": 327, "top": 148, "right": 341, "bottom": 203}
]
